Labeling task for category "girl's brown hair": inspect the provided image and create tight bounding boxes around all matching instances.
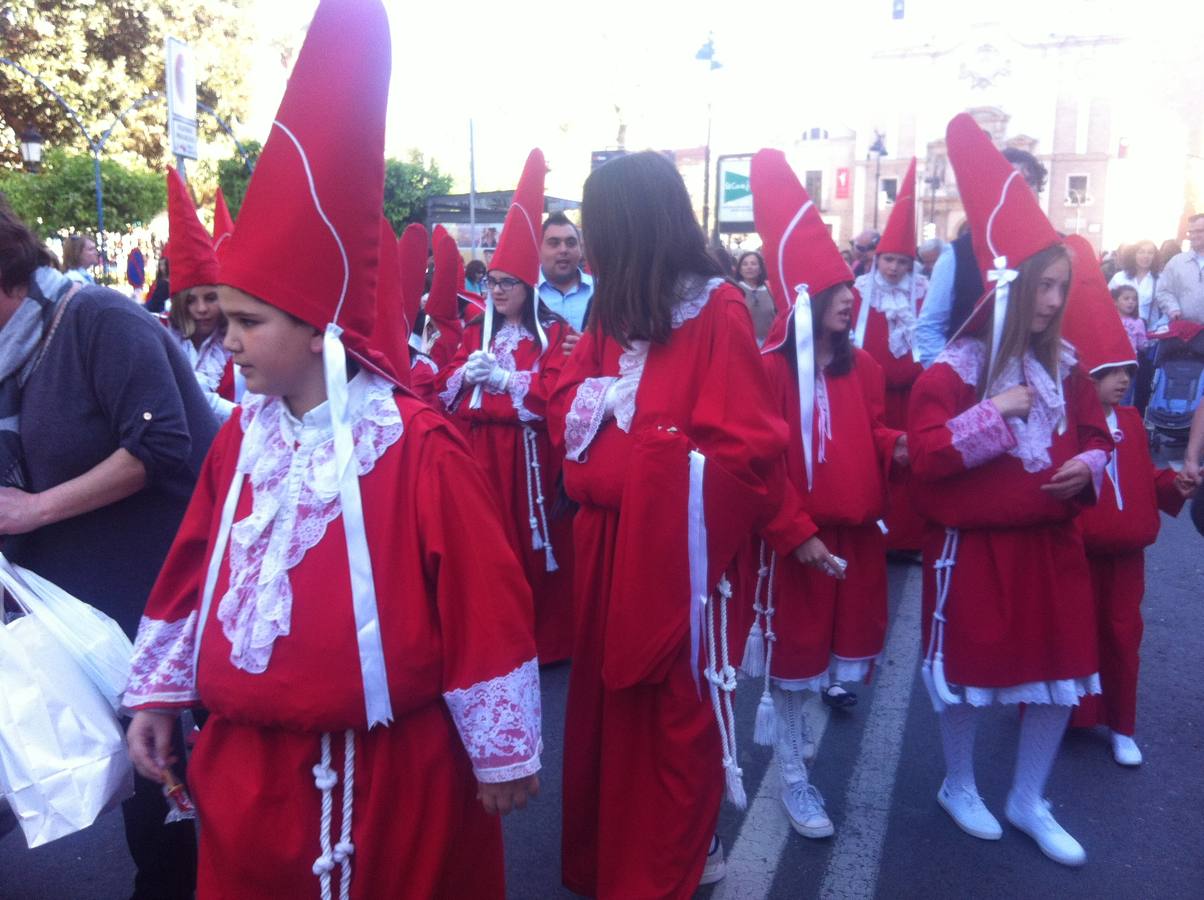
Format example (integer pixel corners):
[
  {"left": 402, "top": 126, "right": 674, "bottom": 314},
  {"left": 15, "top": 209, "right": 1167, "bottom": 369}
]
[
  {"left": 61, "top": 234, "right": 92, "bottom": 271},
  {"left": 972, "top": 243, "right": 1070, "bottom": 399},
  {"left": 581, "top": 151, "right": 723, "bottom": 346}
]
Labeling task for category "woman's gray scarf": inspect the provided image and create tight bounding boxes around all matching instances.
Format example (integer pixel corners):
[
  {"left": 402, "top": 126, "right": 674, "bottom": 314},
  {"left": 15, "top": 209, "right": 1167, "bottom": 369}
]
[{"left": 0, "top": 267, "right": 73, "bottom": 487}]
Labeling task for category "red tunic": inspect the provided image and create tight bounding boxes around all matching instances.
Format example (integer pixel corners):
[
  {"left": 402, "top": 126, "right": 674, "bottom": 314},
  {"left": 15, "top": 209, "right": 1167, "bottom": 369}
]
[
  {"left": 436, "top": 318, "right": 575, "bottom": 664},
  {"left": 548, "top": 281, "right": 786, "bottom": 899},
  {"left": 1071, "top": 405, "right": 1185, "bottom": 733},
  {"left": 852, "top": 273, "right": 927, "bottom": 549},
  {"left": 746, "top": 347, "right": 901, "bottom": 683},
  {"left": 124, "top": 378, "right": 540, "bottom": 900},
  {"left": 908, "top": 338, "right": 1113, "bottom": 692}
]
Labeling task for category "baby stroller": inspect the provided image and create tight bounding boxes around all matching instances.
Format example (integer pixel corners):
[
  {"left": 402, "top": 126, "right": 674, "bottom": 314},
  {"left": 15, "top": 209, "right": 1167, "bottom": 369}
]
[{"left": 1145, "top": 321, "right": 1204, "bottom": 452}]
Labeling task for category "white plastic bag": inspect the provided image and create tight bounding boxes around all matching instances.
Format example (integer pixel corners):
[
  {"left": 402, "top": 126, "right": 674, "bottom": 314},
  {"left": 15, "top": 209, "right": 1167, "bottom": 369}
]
[
  {"left": 0, "top": 553, "right": 133, "bottom": 711},
  {"left": 0, "top": 613, "right": 134, "bottom": 847}
]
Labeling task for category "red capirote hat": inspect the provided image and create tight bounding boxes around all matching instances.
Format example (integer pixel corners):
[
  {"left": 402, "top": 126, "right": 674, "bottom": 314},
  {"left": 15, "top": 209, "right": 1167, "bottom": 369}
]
[
  {"left": 876, "top": 157, "right": 917, "bottom": 258},
  {"left": 946, "top": 113, "right": 1059, "bottom": 292},
  {"left": 165, "top": 167, "right": 220, "bottom": 295},
  {"left": 368, "top": 216, "right": 409, "bottom": 383},
  {"left": 426, "top": 225, "right": 461, "bottom": 326},
  {"left": 751, "top": 148, "right": 853, "bottom": 353},
  {"left": 397, "top": 222, "right": 428, "bottom": 335},
  {"left": 217, "top": 0, "right": 389, "bottom": 365},
  {"left": 212, "top": 187, "right": 235, "bottom": 254},
  {"left": 488, "top": 148, "right": 545, "bottom": 287},
  {"left": 1062, "top": 235, "right": 1136, "bottom": 374}
]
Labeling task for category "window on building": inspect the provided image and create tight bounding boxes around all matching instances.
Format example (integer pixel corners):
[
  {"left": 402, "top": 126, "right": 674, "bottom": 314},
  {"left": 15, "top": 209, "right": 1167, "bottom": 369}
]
[
  {"left": 881, "top": 177, "right": 898, "bottom": 204},
  {"left": 1066, "top": 174, "right": 1090, "bottom": 205},
  {"left": 805, "top": 170, "right": 823, "bottom": 207}
]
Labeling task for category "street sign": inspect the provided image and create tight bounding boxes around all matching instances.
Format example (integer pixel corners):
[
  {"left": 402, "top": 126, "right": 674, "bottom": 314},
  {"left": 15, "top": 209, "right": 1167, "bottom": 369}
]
[
  {"left": 717, "top": 154, "right": 754, "bottom": 229},
  {"left": 165, "top": 37, "right": 198, "bottom": 160}
]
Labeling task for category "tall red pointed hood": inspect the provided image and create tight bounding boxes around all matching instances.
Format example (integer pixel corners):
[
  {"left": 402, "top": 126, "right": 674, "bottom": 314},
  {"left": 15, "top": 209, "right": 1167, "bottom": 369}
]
[
  {"left": 165, "top": 167, "right": 220, "bottom": 294},
  {"left": 397, "top": 222, "right": 428, "bottom": 335},
  {"left": 489, "top": 148, "right": 545, "bottom": 287},
  {"left": 212, "top": 187, "right": 235, "bottom": 254},
  {"left": 216, "top": 0, "right": 389, "bottom": 359},
  {"left": 752, "top": 148, "right": 853, "bottom": 350},
  {"left": 1063, "top": 235, "right": 1136, "bottom": 374},
  {"left": 876, "top": 157, "right": 917, "bottom": 258},
  {"left": 946, "top": 113, "right": 1059, "bottom": 283},
  {"left": 427, "top": 225, "right": 461, "bottom": 324},
  {"left": 368, "top": 216, "right": 408, "bottom": 382}
]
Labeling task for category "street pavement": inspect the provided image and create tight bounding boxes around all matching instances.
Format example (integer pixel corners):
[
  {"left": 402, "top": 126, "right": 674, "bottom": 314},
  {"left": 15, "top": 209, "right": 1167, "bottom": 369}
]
[{"left": 2, "top": 482, "right": 1201, "bottom": 899}]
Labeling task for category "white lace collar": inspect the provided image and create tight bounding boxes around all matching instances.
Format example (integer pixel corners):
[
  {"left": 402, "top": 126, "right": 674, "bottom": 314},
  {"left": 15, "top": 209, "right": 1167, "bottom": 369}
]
[
  {"left": 216, "top": 371, "right": 403, "bottom": 674},
  {"left": 937, "top": 337, "right": 1076, "bottom": 473}
]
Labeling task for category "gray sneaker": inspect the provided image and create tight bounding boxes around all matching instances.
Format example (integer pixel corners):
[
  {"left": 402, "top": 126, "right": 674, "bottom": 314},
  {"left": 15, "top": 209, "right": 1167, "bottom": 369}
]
[
  {"left": 699, "top": 835, "right": 725, "bottom": 885},
  {"left": 781, "top": 780, "right": 834, "bottom": 838}
]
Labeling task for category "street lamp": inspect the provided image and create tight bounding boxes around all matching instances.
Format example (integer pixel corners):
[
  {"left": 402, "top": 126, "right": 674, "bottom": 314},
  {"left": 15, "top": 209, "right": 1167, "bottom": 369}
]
[
  {"left": 695, "top": 35, "right": 722, "bottom": 243},
  {"left": 868, "top": 131, "right": 887, "bottom": 229},
  {"left": 18, "top": 126, "right": 43, "bottom": 172}
]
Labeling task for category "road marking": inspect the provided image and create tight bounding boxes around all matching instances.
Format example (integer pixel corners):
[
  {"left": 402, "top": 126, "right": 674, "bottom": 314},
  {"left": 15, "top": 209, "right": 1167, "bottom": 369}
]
[
  {"left": 817, "top": 565, "right": 923, "bottom": 900},
  {"left": 713, "top": 695, "right": 830, "bottom": 899}
]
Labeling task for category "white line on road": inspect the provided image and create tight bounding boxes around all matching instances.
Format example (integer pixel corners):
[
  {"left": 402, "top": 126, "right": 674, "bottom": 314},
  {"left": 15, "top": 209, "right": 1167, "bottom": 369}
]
[
  {"left": 713, "top": 693, "right": 831, "bottom": 898},
  {"left": 817, "top": 565, "right": 923, "bottom": 900}
]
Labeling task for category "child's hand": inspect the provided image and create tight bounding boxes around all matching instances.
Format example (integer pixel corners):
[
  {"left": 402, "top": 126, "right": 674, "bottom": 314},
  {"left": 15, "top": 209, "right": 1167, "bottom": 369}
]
[
  {"left": 478, "top": 773, "right": 540, "bottom": 816},
  {"left": 892, "top": 434, "right": 910, "bottom": 467},
  {"left": 1174, "top": 471, "right": 1198, "bottom": 498},
  {"left": 1040, "top": 458, "right": 1091, "bottom": 499}
]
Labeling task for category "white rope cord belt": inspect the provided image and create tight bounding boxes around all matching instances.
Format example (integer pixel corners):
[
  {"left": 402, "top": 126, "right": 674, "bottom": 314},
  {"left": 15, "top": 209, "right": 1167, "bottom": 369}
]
[
  {"left": 521, "top": 424, "right": 558, "bottom": 572},
  {"left": 921, "top": 527, "right": 962, "bottom": 711},
  {"left": 313, "top": 730, "right": 356, "bottom": 900}
]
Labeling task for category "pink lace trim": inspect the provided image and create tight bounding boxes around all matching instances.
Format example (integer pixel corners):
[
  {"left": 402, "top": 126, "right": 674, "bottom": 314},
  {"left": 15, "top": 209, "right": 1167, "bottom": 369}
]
[
  {"left": 443, "top": 657, "right": 543, "bottom": 783},
  {"left": 564, "top": 376, "right": 615, "bottom": 462},
  {"left": 438, "top": 366, "right": 466, "bottom": 412},
  {"left": 948, "top": 400, "right": 1016, "bottom": 468},
  {"left": 816, "top": 371, "right": 833, "bottom": 463},
  {"left": 217, "top": 374, "right": 403, "bottom": 675},
  {"left": 123, "top": 612, "right": 199, "bottom": 708},
  {"left": 938, "top": 338, "right": 1078, "bottom": 473},
  {"left": 1074, "top": 448, "right": 1107, "bottom": 500}
]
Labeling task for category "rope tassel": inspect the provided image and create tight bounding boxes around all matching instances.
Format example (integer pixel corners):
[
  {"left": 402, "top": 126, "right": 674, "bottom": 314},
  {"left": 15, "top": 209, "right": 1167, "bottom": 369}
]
[
  {"left": 521, "top": 426, "right": 557, "bottom": 570},
  {"left": 705, "top": 575, "right": 747, "bottom": 809},
  {"left": 740, "top": 542, "right": 771, "bottom": 677},
  {"left": 922, "top": 528, "right": 963, "bottom": 712},
  {"left": 753, "top": 551, "right": 779, "bottom": 747}
]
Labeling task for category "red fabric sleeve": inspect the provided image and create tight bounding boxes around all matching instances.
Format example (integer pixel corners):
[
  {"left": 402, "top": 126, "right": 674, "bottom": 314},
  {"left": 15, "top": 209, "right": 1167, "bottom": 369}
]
[
  {"left": 906, "top": 363, "right": 985, "bottom": 483},
  {"left": 1154, "top": 466, "right": 1187, "bottom": 517}
]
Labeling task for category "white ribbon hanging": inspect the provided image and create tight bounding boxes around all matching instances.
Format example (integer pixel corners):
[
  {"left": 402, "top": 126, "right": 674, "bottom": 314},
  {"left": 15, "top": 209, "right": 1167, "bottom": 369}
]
[
  {"left": 687, "top": 449, "right": 708, "bottom": 697},
  {"left": 793, "top": 284, "right": 817, "bottom": 491},
  {"left": 1105, "top": 409, "right": 1124, "bottom": 511},
  {"left": 322, "top": 324, "right": 393, "bottom": 728},
  {"left": 469, "top": 295, "right": 494, "bottom": 410},
  {"left": 852, "top": 263, "right": 873, "bottom": 349},
  {"left": 986, "top": 255, "right": 1016, "bottom": 389}
]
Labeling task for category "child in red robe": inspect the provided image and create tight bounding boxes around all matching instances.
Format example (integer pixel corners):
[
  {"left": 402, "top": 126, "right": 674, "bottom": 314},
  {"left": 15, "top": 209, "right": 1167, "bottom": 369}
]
[
  {"left": 549, "top": 151, "right": 788, "bottom": 897},
  {"left": 909, "top": 115, "right": 1112, "bottom": 867},
  {"left": 437, "top": 149, "right": 576, "bottom": 664},
  {"left": 124, "top": 4, "right": 541, "bottom": 898},
  {"left": 738, "top": 149, "right": 905, "bottom": 841},
  {"left": 1060, "top": 236, "right": 1193, "bottom": 766},
  {"left": 852, "top": 157, "right": 927, "bottom": 551}
]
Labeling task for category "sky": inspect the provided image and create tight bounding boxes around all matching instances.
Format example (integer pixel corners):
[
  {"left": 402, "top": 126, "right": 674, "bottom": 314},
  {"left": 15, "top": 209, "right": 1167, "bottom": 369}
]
[{"left": 234, "top": 0, "right": 1200, "bottom": 202}]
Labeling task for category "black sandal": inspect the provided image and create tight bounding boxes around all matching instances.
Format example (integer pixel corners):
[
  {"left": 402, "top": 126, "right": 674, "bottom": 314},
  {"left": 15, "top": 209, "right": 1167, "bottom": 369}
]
[{"left": 822, "top": 684, "right": 858, "bottom": 709}]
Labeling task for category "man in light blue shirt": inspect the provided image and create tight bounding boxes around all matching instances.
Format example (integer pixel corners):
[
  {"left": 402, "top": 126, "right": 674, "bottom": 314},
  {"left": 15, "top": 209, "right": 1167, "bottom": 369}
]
[{"left": 537, "top": 211, "right": 593, "bottom": 333}]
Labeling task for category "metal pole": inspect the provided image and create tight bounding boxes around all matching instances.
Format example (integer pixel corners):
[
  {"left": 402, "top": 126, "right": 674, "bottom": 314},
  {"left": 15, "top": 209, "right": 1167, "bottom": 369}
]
[
  {"left": 712, "top": 149, "right": 722, "bottom": 247},
  {"left": 702, "top": 101, "right": 712, "bottom": 238},
  {"left": 468, "top": 119, "right": 478, "bottom": 261},
  {"left": 873, "top": 154, "right": 882, "bottom": 230},
  {"left": 92, "top": 151, "right": 106, "bottom": 275}
]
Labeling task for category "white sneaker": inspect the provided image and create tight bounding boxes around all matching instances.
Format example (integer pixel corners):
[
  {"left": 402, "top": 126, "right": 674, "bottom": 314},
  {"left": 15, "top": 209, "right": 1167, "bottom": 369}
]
[
  {"left": 698, "top": 835, "right": 725, "bottom": 886},
  {"left": 936, "top": 779, "right": 1002, "bottom": 840},
  {"left": 1005, "top": 795, "right": 1087, "bottom": 867},
  {"left": 781, "top": 780, "right": 834, "bottom": 838},
  {"left": 1111, "top": 732, "right": 1143, "bottom": 767}
]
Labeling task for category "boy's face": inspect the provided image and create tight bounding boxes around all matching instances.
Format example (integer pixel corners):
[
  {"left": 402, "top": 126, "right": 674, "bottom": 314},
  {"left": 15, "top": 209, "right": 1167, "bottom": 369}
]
[
  {"left": 877, "top": 253, "right": 912, "bottom": 285},
  {"left": 219, "top": 286, "right": 322, "bottom": 398},
  {"left": 1115, "top": 289, "right": 1139, "bottom": 318},
  {"left": 1095, "top": 367, "right": 1132, "bottom": 408}
]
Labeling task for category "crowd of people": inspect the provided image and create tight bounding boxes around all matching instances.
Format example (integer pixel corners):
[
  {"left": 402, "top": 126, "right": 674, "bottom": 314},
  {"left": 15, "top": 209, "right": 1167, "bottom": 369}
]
[{"left": 2, "top": 1, "right": 1204, "bottom": 898}]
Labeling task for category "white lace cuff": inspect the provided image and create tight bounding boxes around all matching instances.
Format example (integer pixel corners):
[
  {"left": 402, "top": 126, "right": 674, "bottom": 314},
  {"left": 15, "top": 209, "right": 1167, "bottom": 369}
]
[
  {"left": 507, "top": 370, "right": 540, "bottom": 423},
  {"left": 1074, "top": 448, "right": 1107, "bottom": 500},
  {"left": 439, "top": 366, "right": 467, "bottom": 412},
  {"left": 122, "top": 612, "right": 200, "bottom": 708},
  {"left": 564, "top": 376, "right": 616, "bottom": 462},
  {"left": 444, "top": 657, "right": 543, "bottom": 783},
  {"left": 948, "top": 400, "right": 1016, "bottom": 468}
]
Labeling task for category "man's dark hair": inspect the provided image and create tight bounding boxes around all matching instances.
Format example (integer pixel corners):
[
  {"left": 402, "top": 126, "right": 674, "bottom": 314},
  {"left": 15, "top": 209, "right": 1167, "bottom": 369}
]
[
  {"left": 1001, "top": 147, "right": 1047, "bottom": 194},
  {"left": 0, "top": 209, "right": 54, "bottom": 294},
  {"left": 541, "top": 211, "right": 580, "bottom": 238}
]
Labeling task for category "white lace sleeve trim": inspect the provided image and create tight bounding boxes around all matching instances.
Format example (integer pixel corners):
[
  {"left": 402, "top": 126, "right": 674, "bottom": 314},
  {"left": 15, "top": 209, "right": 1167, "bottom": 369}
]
[
  {"left": 438, "top": 365, "right": 467, "bottom": 412},
  {"left": 564, "top": 376, "right": 616, "bottom": 462},
  {"left": 947, "top": 399, "right": 1016, "bottom": 468},
  {"left": 122, "top": 612, "right": 200, "bottom": 708},
  {"left": 443, "top": 657, "right": 543, "bottom": 783},
  {"left": 1074, "top": 448, "right": 1108, "bottom": 500}
]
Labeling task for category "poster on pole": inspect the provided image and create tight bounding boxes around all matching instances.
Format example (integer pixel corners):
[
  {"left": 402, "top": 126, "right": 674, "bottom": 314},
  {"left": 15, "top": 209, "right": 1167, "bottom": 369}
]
[
  {"left": 716, "top": 154, "right": 754, "bottom": 232},
  {"left": 165, "top": 37, "right": 198, "bottom": 160}
]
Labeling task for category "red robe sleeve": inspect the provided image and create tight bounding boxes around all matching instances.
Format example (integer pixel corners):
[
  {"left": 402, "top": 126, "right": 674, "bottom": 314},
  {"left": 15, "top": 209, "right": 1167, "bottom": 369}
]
[
  {"left": 908, "top": 362, "right": 1017, "bottom": 483},
  {"left": 1154, "top": 466, "right": 1187, "bottom": 517},
  {"left": 123, "top": 413, "right": 243, "bottom": 710}
]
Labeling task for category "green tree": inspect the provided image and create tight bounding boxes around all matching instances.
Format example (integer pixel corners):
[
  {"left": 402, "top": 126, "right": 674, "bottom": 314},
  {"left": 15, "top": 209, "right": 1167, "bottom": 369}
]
[
  {"left": 214, "top": 140, "right": 261, "bottom": 218},
  {"left": 383, "top": 152, "right": 454, "bottom": 232},
  {"left": 0, "top": 1, "right": 252, "bottom": 171},
  {"left": 0, "top": 148, "right": 163, "bottom": 236}
]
